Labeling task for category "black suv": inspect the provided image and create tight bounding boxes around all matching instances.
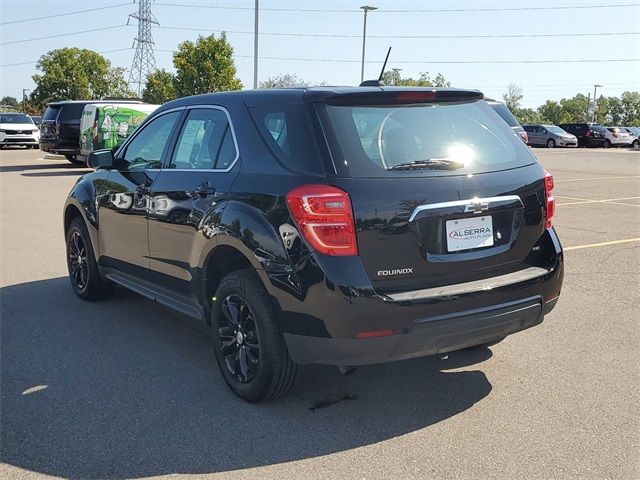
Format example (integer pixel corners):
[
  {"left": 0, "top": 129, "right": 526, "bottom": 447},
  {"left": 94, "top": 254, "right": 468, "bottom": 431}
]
[
  {"left": 557, "top": 123, "right": 607, "bottom": 147},
  {"left": 40, "top": 100, "right": 142, "bottom": 163},
  {"left": 63, "top": 88, "right": 564, "bottom": 402}
]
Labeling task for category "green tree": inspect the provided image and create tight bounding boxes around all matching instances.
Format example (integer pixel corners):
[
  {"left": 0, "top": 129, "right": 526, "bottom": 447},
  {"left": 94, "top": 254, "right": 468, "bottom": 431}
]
[
  {"left": 142, "top": 69, "right": 176, "bottom": 104},
  {"left": 502, "top": 83, "right": 523, "bottom": 111},
  {"left": 558, "top": 94, "right": 590, "bottom": 123},
  {"left": 173, "top": 33, "right": 242, "bottom": 97},
  {"left": 514, "top": 108, "right": 541, "bottom": 124},
  {"left": 381, "top": 70, "right": 450, "bottom": 87},
  {"left": 259, "top": 73, "right": 328, "bottom": 88},
  {"left": 620, "top": 91, "right": 640, "bottom": 125},
  {"left": 606, "top": 96, "right": 624, "bottom": 125},
  {"left": 31, "top": 48, "right": 135, "bottom": 108},
  {"left": 1, "top": 96, "right": 19, "bottom": 108},
  {"left": 537, "top": 100, "right": 563, "bottom": 124},
  {"left": 595, "top": 95, "right": 609, "bottom": 124}
]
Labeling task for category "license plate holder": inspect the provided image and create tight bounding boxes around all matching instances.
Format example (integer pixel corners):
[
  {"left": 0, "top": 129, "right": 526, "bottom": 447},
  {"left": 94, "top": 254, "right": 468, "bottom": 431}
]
[{"left": 446, "top": 215, "right": 494, "bottom": 252}]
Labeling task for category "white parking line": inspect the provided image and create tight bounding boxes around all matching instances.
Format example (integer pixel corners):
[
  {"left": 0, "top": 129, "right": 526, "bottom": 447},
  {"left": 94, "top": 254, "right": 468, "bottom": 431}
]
[
  {"left": 555, "top": 175, "right": 640, "bottom": 183},
  {"left": 556, "top": 196, "right": 640, "bottom": 206}
]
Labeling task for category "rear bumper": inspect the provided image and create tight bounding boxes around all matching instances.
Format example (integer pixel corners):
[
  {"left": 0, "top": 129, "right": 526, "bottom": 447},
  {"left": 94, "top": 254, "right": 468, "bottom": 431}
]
[
  {"left": 39, "top": 140, "right": 78, "bottom": 155},
  {"left": 271, "top": 228, "right": 564, "bottom": 366},
  {"left": 285, "top": 296, "right": 556, "bottom": 365}
]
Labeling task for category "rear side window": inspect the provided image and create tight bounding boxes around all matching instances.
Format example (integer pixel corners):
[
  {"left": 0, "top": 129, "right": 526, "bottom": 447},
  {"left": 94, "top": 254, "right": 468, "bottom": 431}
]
[
  {"left": 324, "top": 100, "right": 534, "bottom": 177},
  {"left": 248, "top": 104, "right": 324, "bottom": 175},
  {"left": 488, "top": 103, "right": 520, "bottom": 127},
  {"left": 43, "top": 106, "right": 60, "bottom": 121},
  {"left": 170, "top": 108, "right": 237, "bottom": 170},
  {"left": 58, "top": 103, "right": 86, "bottom": 121}
]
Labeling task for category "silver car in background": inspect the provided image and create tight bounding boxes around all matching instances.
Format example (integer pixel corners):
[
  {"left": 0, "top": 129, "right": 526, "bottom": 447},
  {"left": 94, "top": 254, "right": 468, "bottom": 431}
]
[
  {"left": 604, "top": 127, "right": 632, "bottom": 148},
  {"left": 523, "top": 124, "right": 578, "bottom": 148},
  {"left": 621, "top": 127, "right": 640, "bottom": 148}
]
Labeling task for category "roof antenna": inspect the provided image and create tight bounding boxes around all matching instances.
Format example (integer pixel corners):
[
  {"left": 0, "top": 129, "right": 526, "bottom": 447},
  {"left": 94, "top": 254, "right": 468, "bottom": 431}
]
[{"left": 359, "top": 46, "right": 391, "bottom": 87}]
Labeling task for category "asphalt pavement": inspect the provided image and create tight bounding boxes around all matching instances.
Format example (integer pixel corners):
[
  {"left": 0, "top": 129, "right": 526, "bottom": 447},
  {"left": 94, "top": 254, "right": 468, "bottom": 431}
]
[{"left": 1, "top": 147, "right": 638, "bottom": 480}]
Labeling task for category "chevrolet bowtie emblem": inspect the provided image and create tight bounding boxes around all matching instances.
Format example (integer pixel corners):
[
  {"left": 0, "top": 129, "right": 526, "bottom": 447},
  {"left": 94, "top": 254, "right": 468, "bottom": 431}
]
[{"left": 464, "top": 199, "right": 490, "bottom": 214}]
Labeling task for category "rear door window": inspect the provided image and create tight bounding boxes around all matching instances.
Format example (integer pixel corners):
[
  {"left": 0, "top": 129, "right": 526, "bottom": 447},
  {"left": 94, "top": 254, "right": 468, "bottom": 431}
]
[
  {"left": 169, "top": 108, "right": 237, "bottom": 170},
  {"left": 58, "top": 103, "right": 86, "bottom": 122},
  {"left": 323, "top": 100, "right": 535, "bottom": 177}
]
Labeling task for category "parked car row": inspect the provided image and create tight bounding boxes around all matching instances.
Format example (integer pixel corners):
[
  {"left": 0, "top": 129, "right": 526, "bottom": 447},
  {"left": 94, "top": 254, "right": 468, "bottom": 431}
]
[{"left": 523, "top": 122, "right": 638, "bottom": 149}]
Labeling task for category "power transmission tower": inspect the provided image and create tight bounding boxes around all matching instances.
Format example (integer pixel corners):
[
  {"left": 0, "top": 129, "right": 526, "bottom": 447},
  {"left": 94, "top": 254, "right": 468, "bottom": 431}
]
[{"left": 128, "top": 0, "right": 159, "bottom": 97}]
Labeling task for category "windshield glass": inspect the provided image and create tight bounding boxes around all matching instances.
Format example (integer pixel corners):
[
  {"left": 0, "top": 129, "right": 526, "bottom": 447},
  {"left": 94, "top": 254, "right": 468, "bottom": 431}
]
[
  {"left": 0, "top": 113, "right": 33, "bottom": 124},
  {"left": 324, "top": 100, "right": 535, "bottom": 177},
  {"left": 546, "top": 126, "right": 567, "bottom": 134},
  {"left": 488, "top": 103, "right": 520, "bottom": 127}
]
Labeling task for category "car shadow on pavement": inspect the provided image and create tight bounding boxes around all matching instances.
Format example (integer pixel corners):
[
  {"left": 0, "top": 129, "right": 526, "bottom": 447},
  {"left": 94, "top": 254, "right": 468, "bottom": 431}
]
[
  {"left": 1, "top": 277, "right": 493, "bottom": 479},
  {"left": 0, "top": 163, "right": 85, "bottom": 173}
]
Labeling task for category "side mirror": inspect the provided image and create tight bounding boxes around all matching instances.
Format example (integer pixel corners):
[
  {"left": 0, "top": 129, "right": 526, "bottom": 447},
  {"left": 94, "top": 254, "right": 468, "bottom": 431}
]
[{"left": 88, "top": 149, "right": 114, "bottom": 169}]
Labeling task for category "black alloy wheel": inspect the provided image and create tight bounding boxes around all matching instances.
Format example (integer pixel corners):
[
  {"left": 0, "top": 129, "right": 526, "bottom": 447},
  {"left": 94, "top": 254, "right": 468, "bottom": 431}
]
[
  {"left": 218, "top": 294, "right": 260, "bottom": 383},
  {"left": 212, "top": 269, "right": 297, "bottom": 402},
  {"left": 68, "top": 230, "right": 89, "bottom": 292}
]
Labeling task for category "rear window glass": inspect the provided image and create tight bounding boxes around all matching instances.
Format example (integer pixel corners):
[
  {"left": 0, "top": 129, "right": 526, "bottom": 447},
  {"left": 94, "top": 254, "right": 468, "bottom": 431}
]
[
  {"left": 43, "top": 106, "right": 60, "bottom": 121},
  {"left": 324, "top": 100, "right": 535, "bottom": 177},
  {"left": 248, "top": 104, "right": 324, "bottom": 175},
  {"left": 58, "top": 103, "right": 86, "bottom": 121},
  {"left": 488, "top": 103, "right": 520, "bottom": 127}
]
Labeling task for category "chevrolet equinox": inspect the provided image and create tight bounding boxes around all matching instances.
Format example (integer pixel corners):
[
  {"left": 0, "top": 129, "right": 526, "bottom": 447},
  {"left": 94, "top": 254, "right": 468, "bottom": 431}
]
[{"left": 64, "top": 87, "right": 564, "bottom": 402}]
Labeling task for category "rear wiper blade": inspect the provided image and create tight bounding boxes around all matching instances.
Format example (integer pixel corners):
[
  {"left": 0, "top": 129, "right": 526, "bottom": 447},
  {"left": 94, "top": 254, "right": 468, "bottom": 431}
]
[{"left": 387, "top": 159, "right": 465, "bottom": 171}]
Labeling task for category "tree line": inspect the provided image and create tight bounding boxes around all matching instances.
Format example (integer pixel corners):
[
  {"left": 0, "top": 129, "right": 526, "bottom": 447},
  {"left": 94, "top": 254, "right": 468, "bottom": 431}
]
[{"left": 4, "top": 33, "right": 638, "bottom": 127}]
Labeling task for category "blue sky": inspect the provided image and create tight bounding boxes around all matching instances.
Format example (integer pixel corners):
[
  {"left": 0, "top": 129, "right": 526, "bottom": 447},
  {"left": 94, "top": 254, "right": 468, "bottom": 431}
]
[{"left": 1, "top": 0, "right": 638, "bottom": 108}]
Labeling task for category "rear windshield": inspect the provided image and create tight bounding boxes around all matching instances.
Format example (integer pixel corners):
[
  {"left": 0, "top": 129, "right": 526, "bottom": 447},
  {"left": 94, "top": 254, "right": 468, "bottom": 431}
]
[
  {"left": 324, "top": 100, "right": 535, "bottom": 177},
  {"left": 58, "top": 103, "right": 86, "bottom": 121},
  {"left": 0, "top": 113, "right": 33, "bottom": 124},
  {"left": 488, "top": 103, "right": 520, "bottom": 127},
  {"left": 43, "top": 106, "right": 61, "bottom": 121}
]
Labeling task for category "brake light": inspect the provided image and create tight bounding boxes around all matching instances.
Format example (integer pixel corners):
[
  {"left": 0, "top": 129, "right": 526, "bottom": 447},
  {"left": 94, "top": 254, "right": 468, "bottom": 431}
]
[
  {"left": 286, "top": 184, "right": 358, "bottom": 256},
  {"left": 544, "top": 170, "right": 555, "bottom": 229},
  {"left": 394, "top": 91, "right": 436, "bottom": 102},
  {"left": 518, "top": 130, "right": 528, "bottom": 143}
]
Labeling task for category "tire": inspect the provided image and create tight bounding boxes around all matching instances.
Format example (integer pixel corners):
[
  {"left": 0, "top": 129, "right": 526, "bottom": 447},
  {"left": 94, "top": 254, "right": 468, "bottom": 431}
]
[
  {"left": 602, "top": 140, "right": 611, "bottom": 149},
  {"left": 66, "top": 217, "right": 115, "bottom": 301},
  {"left": 547, "top": 138, "right": 556, "bottom": 148},
  {"left": 633, "top": 139, "right": 639, "bottom": 149},
  {"left": 65, "top": 154, "right": 82, "bottom": 164},
  {"left": 212, "top": 269, "right": 297, "bottom": 402}
]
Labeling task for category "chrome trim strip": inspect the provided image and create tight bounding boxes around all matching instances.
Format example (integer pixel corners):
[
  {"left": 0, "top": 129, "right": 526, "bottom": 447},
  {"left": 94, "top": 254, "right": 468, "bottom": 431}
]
[
  {"left": 385, "top": 266, "right": 549, "bottom": 302},
  {"left": 408, "top": 195, "right": 522, "bottom": 222}
]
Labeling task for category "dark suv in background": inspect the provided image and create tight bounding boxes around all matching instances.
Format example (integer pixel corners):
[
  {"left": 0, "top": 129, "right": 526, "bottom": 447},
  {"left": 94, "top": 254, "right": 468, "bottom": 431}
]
[
  {"left": 64, "top": 87, "right": 564, "bottom": 402},
  {"left": 40, "top": 100, "right": 142, "bottom": 164},
  {"left": 557, "top": 123, "right": 607, "bottom": 147}
]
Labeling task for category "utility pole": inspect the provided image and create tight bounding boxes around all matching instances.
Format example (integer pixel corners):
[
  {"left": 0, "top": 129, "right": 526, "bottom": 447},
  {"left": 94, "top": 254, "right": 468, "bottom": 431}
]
[
  {"left": 253, "top": 0, "right": 259, "bottom": 89},
  {"left": 592, "top": 84, "right": 603, "bottom": 122},
  {"left": 360, "top": 5, "right": 377, "bottom": 83},
  {"left": 129, "top": 0, "right": 159, "bottom": 97}
]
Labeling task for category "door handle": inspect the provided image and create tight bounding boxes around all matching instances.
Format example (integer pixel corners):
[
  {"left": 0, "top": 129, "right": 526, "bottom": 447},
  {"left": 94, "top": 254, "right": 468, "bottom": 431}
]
[{"left": 193, "top": 181, "right": 215, "bottom": 196}]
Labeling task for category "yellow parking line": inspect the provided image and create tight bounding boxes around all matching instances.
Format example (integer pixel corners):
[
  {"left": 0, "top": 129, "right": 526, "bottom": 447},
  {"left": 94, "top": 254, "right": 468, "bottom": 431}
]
[
  {"left": 565, "top": 238, "right": 640, "bottom": 251},
  {"left": 555, "top": 175, "right": 640, "bottom": 183}
]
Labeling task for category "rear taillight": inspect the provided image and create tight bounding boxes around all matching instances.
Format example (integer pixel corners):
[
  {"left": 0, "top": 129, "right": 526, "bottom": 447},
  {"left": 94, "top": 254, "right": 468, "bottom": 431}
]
[
  {"left": 286, "top": 184, "right": 358, "bottom": 256},
  {"left": 544, "top": 170, "right": 555, "bottom": 229},
  {"left": 518, "top": 130, "right": 528, "bottom": 143}
]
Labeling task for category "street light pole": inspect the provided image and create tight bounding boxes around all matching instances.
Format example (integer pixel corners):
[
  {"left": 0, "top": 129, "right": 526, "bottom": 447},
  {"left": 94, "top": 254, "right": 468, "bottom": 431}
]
[
  {"left": 360, "top": 5, "right": 377, "bottom": 83},
  {"left": 253, "top": 0, "right": 259, "bottom": 89},
  {"left": 592, "top": 84, "right": 603, "bottom": 122},
  {"left": 22, "top": 89, "right": 29, "bottom": 108}
]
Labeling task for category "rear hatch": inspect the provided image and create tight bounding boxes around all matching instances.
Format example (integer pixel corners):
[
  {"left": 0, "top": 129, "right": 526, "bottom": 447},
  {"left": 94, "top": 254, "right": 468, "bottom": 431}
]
[
  {"left": 314, "top": 89, "right": 549, "bottom": 294},
  {"left": 40, "top": 104, "right": 61, "bottom": 140},
  {"left": 56, "top": 103, "right": 86, "bottom": 150}
]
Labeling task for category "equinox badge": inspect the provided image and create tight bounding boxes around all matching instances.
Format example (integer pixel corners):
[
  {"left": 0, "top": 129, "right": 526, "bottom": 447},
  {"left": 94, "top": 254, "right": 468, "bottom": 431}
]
[{"left": 377, "top": 268, "right": 414, "bottom": 277}]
